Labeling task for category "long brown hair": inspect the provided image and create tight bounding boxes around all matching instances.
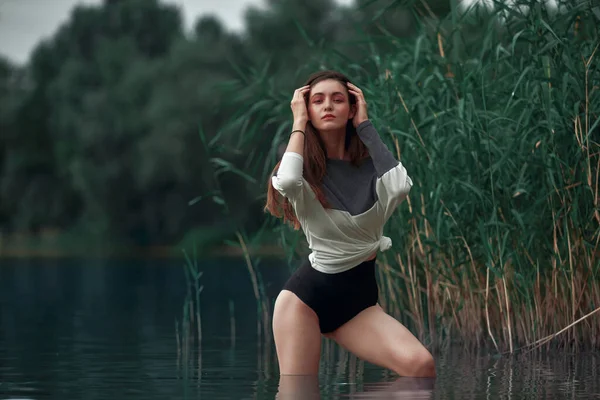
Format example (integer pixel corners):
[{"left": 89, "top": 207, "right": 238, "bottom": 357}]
[{"left": 264, "top": 70, "right": 369, "bottom": 229}]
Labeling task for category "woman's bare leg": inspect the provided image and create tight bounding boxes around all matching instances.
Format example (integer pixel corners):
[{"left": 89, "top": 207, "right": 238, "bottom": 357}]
[
  {"left": 328, "top": 304, "right": 436, "bottom": 377},
  {"left": 272, "top": 289, "right": 322, "bottom": 375},
  {"left": 276, "top": 375, "right": 321, "bottom": 399}
]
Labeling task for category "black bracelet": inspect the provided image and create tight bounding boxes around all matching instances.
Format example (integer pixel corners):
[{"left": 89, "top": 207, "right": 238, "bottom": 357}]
[{"left": 290, "top": 129, "right": 305, "bottom": 137}]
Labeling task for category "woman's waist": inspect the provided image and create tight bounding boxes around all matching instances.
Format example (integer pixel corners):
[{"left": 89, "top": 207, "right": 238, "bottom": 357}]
[
  {"left": 303, "top": 253, "right": 377, "bottom": 277},
  {"left": 307, "top": 243, "right": 386, "bottom": 274},
  {"left": 307, "top": 234, "right": 392, "bottom": 253}
]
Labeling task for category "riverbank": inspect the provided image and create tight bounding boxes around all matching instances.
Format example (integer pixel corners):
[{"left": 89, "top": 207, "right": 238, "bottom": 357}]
[
  {"left": 0, "top": 245, "right": 286, "bottom": 259},
  {"left": 0, "top": 232, "right": 285, "bottom": 259}
]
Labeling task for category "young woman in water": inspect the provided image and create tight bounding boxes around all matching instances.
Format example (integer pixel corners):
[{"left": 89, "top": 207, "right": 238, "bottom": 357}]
[{"left": 265, "top": 70, "right": 436, "bottom": 378}]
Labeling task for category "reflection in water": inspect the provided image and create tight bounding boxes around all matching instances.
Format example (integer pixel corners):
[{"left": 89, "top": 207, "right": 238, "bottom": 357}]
[
  {"left": 276, "top": 375, "right": 435, "bottom": 399},
  {"left": 351, "top": 377, "right": 435, "bottom": 399},
  {"left": 0, "top": 258, "right": 599, "bottom": 399},
  {"left": 277, "top": 375, "right": 321, "bottom": 399}
]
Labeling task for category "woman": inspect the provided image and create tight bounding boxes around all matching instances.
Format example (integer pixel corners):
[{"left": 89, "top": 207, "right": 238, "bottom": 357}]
[{"left": 265, "top": 70, "right": 436, "bottom": 378}]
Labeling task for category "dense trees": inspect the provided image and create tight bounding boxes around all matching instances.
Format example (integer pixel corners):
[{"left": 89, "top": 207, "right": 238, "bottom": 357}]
[
  {"left": 2, "top": 0, "right": 595, "bottom": 253},
  {"left": 0, "top": 0, "right": 420, "bottom": 247}
]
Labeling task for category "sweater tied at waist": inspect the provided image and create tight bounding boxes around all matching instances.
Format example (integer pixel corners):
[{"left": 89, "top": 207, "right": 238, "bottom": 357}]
[
  {"left": 307, "top": 235, "right": 394, "bottom": 274},
  {"left": 379, "top": 236, "right": 392, "bottom": 251}
]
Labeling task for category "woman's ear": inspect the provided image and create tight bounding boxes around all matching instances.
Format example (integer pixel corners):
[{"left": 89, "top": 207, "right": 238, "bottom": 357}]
[{"left": 349, "top": 104, "right": 357, "bottom": 119}]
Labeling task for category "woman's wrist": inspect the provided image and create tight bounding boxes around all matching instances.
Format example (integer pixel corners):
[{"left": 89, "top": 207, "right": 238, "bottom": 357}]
[
  {"left": 285, "top": 121, "right": 306, "bottom": 155},
  {"left": 293, "top": 119, "right": 308, "bottom": 131},
  {"left": 355, "top": 119, "right": 371, "bottom": 130},
  {"left": 353, "top": 118, "right": 369, "bottom": 128}
]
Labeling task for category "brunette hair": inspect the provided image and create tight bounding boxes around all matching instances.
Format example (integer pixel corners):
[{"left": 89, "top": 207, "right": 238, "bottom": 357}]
[{"left": 264, "top": 70, "right": 369, "bottom": 229}]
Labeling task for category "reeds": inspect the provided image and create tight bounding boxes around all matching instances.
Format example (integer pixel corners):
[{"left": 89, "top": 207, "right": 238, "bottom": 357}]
[
  {"left": 176, "top": 247, "right": 203, "bottom": 379},
  {"left": 366, "top": 1, "right": 600, "bottom": 351},
  {"left": 235, "top": 231, "right": 274, "bottom": 378},
  {"left": 216, "top": 0, "right": 599, "bottom": 352}
]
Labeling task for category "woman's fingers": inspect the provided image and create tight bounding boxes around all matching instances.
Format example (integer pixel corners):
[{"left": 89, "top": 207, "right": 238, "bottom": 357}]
[
  {"left": 347, "top": 82, "right": 363, "bottom": 93},
  {"left": 290, "top": 86, "right": 311, "bottom": 122},
  {"left": 292, "top": 86, "right": 310, "bottom": 101},
  {"left": 348, "top": 88, "right": 367, "bottom": 103},
  {"left": 348, "top": 83, "right": 367, "bottom": 102},
  {"left": 294, "top": 85, "right": 310, "bottom": 93},
  {"left": 297, "top": 87, "right": 310, "bottom": 97}
]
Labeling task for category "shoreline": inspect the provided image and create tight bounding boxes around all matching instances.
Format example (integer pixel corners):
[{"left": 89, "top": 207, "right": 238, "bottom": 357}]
[{"left": 0, "top": 244, "right": 286, "bottom": 259}]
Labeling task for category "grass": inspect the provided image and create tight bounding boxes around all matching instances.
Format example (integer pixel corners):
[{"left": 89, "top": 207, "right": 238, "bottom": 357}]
[{"left": 195, "top": 0, "right": 600, "bottom": 353}]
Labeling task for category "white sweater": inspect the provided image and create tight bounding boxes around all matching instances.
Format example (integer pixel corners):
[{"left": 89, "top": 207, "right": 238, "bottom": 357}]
[{"left": 271, "top": 120, "right": 413, "bottom": 274}]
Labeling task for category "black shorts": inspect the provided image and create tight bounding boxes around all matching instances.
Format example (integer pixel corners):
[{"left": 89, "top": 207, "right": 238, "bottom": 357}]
[{"left": 282, "top": 258, "right": 379, "bottom": 334}]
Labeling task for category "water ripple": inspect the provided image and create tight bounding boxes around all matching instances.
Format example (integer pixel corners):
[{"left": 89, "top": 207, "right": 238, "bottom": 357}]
[{"left": 1, "top": 260, "right": 598, "bottom": 399}]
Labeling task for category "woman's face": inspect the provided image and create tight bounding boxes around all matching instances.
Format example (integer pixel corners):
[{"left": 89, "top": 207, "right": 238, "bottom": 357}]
[{"left": 307, "top": 79, "right": 355, "bottom": 131}]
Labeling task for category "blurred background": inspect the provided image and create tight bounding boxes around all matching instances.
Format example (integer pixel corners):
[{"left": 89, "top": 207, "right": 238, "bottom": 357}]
[
  {"left": 0, "top": 0, "right": 599, "bottom": 398},
  {"left": 0, "top": 0, "right": 464, "bottom": 257}
]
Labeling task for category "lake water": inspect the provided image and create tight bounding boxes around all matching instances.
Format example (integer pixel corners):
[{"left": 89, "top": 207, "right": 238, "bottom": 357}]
[{"left": 1, "top": 257, "right": 598, "bottom": 399}]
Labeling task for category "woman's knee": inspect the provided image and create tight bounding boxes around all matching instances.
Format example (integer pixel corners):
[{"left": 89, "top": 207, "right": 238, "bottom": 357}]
[
  {"left": 392, "top": 349, "right": 436, "bottom": 378},
  {"left": 413, "top": 350, "right": 436, "bottom": 377}
]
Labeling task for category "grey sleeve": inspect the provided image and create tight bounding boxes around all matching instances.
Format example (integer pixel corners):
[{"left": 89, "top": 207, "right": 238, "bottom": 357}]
[{"left": 356, "top": 120, "right": 399, "bottom": 177}]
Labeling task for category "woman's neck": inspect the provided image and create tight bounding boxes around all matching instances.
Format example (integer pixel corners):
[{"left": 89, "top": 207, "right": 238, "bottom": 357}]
[{"left": 319, "top": 127, "right": 347, "bottom": 160}]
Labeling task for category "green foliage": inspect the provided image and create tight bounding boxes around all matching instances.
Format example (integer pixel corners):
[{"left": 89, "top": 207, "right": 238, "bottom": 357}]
[
  {"left": 1, "top": 0, "right": 597, "bottom": 268},
  {"left": 0, "top": 0, "right": 243, "bottom": 245},
  {"left": 1, "top": 0, "right": 597, "bottom": 347},
  {"left": 216, "top": 0, "right": 600, "bottom": 348},
  {"left": 1, "top": 0, "right": 419, "bottom": 246}
]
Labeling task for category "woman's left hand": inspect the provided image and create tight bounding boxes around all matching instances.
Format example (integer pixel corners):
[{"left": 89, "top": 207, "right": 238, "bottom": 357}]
[{"left": 347, "top": 82, "right": 368, "bottom": 128}]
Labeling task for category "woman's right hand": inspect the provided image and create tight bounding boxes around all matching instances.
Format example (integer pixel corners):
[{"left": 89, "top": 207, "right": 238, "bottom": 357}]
[{"left": 290, "top": 85, "right": 310, "bottom": 124}]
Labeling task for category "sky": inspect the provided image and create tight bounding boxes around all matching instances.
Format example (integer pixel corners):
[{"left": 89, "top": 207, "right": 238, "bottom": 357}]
[
  {"left": 0, "top": 0, "right": 353, "bottom": 65},
  {"left": 0, "top": 0, "right": 554, "bottom": 65}
]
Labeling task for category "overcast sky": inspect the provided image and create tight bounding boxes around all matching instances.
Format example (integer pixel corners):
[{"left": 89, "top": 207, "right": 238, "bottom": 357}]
[{"left": 0, "top": 0, "right": 352, "bottom": 65}]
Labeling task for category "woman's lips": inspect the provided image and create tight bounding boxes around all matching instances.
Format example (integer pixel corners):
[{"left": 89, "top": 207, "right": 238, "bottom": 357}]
[{"left": 322, "top": 115, "right": 336, "bottom": 120}]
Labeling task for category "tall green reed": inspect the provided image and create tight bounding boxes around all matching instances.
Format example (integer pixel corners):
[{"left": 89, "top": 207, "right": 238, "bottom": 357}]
[
  {"left": 216, "top": 0, "right": 599, "bottom": 352},
  {"left": 177, "top": 121, "right": 276, "bottom": 378},
  {"left": 176, "top": 247, "right": 203, "bottom": 379},
  {"left": 365, "top": 0, "right": 600, "bottom": 352}
]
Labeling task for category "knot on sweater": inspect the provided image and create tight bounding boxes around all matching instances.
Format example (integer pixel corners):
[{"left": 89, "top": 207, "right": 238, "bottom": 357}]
[{"left": 379, "top": 236, "right": 392, "bottom": 252}]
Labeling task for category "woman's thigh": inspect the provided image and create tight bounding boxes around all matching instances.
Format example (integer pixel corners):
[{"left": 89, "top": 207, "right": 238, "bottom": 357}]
[
  {"left": 328, "top": 304, "right": 436, "bottom": 377},
  {"left": 272, "top": 289, "right": 322, "bottom": 375}
]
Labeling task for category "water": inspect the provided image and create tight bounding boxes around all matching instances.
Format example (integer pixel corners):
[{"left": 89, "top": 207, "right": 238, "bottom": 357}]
[{"left": 0, "top": 257, "right": 598, "bottom": 399}]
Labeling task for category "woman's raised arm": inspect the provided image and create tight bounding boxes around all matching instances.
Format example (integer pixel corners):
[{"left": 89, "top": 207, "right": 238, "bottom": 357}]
[{"left": 271, "top": 86, "right": 310, "bottom": 198}]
